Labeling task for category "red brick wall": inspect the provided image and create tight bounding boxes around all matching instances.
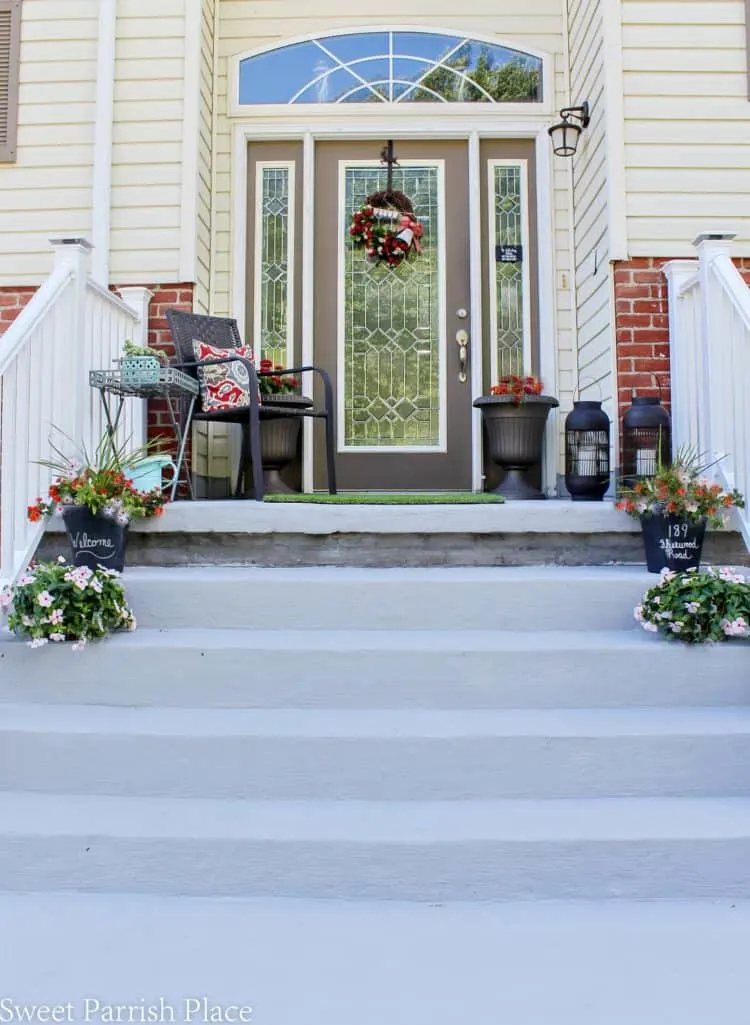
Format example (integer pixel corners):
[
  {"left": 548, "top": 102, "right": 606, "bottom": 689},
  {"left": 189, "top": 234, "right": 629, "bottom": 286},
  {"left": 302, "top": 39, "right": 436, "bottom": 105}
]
[
  {"left": 120, "top": 283, "right": 195, "bottom": 446},
  {"left": 0, "top": 287, "right": 38, "bottom": 335},
  {"left": 614, "top": 258, "right": 672, "bottom": 431},
  {"left": 614, "top": 257, "right": 750, "bottom": 441}
]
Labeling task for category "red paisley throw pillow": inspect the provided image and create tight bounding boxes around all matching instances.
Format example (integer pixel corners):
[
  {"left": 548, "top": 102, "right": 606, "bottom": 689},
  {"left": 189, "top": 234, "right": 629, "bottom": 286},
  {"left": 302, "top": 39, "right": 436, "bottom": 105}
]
[{"left": 193, "top": 341, "right": 256, "bottom": 412}]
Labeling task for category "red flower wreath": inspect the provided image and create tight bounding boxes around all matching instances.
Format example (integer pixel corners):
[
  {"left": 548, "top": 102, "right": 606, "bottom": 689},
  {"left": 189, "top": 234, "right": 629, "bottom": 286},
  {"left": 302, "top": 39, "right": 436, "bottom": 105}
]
[{"left": 350, "top": 198, "right": 423, "bottom": 268}]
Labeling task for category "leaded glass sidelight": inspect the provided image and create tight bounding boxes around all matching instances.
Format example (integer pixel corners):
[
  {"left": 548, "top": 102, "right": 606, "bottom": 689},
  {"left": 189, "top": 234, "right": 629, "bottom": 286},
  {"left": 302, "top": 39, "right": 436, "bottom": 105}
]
[
  {"left": 238, "top": 31, "right": 542, "bottom": 105},
  {"left": 342, "top": 164, "right": 442, "bottom": 449},
  {"left": 491, "top": 164, "right": 526, "bottom": 379},
  {"left": 255, "top": 165, "right": 292, "bottom": 367}
]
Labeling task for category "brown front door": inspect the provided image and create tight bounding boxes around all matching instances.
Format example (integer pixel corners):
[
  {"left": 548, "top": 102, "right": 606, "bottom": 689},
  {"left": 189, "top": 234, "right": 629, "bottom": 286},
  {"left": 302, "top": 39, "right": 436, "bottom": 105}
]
[{"left": 314, "top": 141, "right": 472, "bottom": 491}]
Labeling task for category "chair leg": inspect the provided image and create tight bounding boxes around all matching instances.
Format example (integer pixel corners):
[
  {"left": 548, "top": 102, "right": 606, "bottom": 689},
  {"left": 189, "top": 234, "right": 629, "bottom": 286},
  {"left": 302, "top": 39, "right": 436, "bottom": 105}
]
[
  {"left": 248, "top": 411, "right": 264, "bottom": 502},
  {"left": 324, "top": 413, "right": 337, "bottom": 494},
  {"left": 235, "top": 424, "right": 249, "bottom": 498}
]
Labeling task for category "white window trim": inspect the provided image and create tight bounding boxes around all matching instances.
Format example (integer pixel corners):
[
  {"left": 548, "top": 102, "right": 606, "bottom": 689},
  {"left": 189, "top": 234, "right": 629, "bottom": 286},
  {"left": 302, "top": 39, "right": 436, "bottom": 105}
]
[
  {"left": 336, "top": 158, "right": 447, "bottom": 455},
  {"left": 229, "top": 25, "right": 553, "bottom": 118}
]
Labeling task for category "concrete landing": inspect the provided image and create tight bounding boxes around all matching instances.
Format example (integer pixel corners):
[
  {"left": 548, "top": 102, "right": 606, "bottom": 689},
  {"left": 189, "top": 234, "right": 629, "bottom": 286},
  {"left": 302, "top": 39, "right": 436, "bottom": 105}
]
[
  {"left": 37, "top": 501, "right": 749, "bottom": 566},
  {"left": 1, "top": 893, "right": 748, "bottom": 1024}
]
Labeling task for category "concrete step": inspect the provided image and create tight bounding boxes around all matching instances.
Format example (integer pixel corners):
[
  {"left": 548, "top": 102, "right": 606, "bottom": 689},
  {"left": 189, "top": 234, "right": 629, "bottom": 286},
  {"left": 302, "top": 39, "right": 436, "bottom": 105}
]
[
  {"left": 38, "top": 499, "right": 750, "bottom": 567},
  {"left": 2, "top": 893, "right": 749, "bottom": 1024},
  {"left": 1, "top": 628, "right": 748, "bottom": 708},
  {"left": 120, "top": 566, "right": 654, "bottom": 631},
  {"left": 1, "top": 793, "right": 750, "bottom": 899},
  {"left": 2, "top": 705, "right": 750, "bottom": 800}
]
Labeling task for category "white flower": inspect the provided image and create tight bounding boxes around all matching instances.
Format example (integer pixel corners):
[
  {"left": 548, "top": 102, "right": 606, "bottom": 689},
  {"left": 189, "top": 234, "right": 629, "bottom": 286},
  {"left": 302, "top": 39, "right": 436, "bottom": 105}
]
[
  {"left": 116, "top": 513, "right": 129, "bottom": 526},
  {"left": 49, "top": 632, "right": 65, "bottom": 643},
  {"left": 652, "top": 596, "right": 661, "bottom": 605},
  {"left": 685, "top": 602, "right": 701, "bottom": 614},
  {"left": 723, "top": 617, "right": 750, "bottom": 638},
  {"left": 27, "top": 637, "right": 48, "bottom": 649},
  {"left": 0, "top": 588, "right": 12, "bottom": 609},
  {"left": 89, "top": 578, "right": 103, "bottom": 594},
  {"left": 633, "top": 605, "right": 644, "bottom": 622},
  {"left": 128, "top": 616, "right": 137, "bottom": 632},
  {"left": 71, "top": 639, "right": 87, "bottom": 653},
  {"left": 36, "top": 591, "right": 54, "bottom": 608},
  {"left": 659, "top": 569, "right": 676, "bottom": 586},
  {"left": 671, "top": 621, "right": 684, "bottom": 633},
  {"left": 48, "top": 608, "right": 64, "bottom": 625},
  {"left": 18, "top": 573, "right": 36, "bottom": 587},
  {"left": 21, "top": 615, "right": 34, "bottom": 628},
  {"left": 56, "top": 555, "right": 66, "bottom": 564},
  {"left": 642, "top": 621, "right": 659, "bottom": 633}
]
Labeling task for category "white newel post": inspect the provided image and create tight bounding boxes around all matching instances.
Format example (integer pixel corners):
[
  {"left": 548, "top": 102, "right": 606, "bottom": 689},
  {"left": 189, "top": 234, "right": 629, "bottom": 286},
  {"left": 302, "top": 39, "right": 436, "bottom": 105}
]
[
  {"left": 50, "top": 237, "right": 94, "bottom": 446},
  {"left": 663, "top": 259, "right": 698, "bottom": 452},
  {"left": 118, "top": 287, "right": 154, "bottom": 449},
  {"left": 694, "top": 232, "right": 736, "bottom": 463}
]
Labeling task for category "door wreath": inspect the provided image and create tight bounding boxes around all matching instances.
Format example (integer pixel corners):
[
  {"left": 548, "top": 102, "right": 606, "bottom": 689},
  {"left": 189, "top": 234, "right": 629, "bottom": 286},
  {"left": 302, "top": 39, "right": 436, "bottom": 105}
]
[{"left": 350, "top": 189, "right": 423, "bottom": 267}]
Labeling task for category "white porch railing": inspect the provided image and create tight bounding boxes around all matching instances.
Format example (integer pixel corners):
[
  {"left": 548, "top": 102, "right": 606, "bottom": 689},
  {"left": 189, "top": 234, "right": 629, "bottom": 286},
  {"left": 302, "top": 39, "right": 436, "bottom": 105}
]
[
  {"left": 665, "top": 233, "right": 750, "bottom": 549},
  {"left": 0, "top": 238, "right": 152, "bottom": 589}
]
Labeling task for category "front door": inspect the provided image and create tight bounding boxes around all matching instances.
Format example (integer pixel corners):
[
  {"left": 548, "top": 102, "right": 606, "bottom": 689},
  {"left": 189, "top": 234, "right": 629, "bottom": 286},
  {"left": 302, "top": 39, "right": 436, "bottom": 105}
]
[{"left": 314, "top": 141, "right": 472, "bottom": 491}]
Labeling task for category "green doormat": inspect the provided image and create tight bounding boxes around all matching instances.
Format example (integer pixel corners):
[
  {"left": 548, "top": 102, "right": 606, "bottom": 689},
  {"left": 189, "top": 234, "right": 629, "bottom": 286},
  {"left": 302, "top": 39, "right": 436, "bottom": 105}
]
[{"left": 264, "top": 492, "right": 504, "bottom": 505}]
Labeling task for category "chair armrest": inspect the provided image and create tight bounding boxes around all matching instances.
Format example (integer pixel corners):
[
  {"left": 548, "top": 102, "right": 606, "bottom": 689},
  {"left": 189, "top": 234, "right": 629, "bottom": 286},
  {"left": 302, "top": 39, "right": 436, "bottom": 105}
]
[{"left": 258, "top": 364, "right": 334, "bottom": 415}]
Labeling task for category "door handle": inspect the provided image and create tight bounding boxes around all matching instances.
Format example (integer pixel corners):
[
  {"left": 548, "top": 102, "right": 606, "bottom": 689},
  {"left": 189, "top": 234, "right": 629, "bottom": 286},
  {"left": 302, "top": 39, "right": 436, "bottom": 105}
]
[{"left": 456, "top": 328, "right": 469, "bottom": 383}]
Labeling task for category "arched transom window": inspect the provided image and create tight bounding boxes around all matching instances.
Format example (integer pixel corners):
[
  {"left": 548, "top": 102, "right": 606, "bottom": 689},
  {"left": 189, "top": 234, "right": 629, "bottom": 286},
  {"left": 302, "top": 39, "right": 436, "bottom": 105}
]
[{"left": 238, "top": 30, "right": 543, "bottom": 105}]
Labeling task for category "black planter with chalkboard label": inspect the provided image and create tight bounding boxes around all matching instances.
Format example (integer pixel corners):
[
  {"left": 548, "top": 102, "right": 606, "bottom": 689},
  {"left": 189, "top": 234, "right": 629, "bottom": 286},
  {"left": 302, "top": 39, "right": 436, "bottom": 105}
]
[
  {"left": 61, "top": 506, "right": 128, "bottom": 573},
  {"left": 640, "top": 513, "right": 706, "bottom": 574}
]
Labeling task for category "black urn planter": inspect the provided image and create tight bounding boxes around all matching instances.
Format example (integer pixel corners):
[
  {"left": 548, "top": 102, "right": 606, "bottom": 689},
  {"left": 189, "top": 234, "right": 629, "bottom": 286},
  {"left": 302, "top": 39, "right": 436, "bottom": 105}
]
[
  {"left": 473, "top": 394, "right": 559, "bottom": 499},
  {"left": 640, "top": 513, "right": 707, "bottom": 574},
  {"left": 61, "top": 506, "right": 128, "bottom": 573},
  {"left": 259, "top": 395, "right": 313, "bottom": 494}
]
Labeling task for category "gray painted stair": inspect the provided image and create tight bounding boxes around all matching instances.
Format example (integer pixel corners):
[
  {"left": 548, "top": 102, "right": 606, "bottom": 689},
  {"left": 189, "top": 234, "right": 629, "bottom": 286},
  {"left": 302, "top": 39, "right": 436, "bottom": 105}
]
[{"left": 0, "top": 566, "right": 749, "bottom": 899}]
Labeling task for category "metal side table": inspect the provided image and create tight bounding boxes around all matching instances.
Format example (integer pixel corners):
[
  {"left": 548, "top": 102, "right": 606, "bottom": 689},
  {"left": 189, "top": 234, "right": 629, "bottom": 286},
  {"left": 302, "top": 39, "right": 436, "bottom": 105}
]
[{"left": 89, "top": 368, "right": 199, "bottom": 500}]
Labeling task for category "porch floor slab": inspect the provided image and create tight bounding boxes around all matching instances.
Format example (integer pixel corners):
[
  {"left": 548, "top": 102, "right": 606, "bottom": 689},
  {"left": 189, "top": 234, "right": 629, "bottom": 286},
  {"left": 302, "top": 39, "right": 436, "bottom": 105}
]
[
  {"left": 1, "top": 892, "right": 748, "bottom": 1024},
  {"left": 39, "top": 502, "right": 748, "bottom": 567},
  {"left": 46, "top": 498, "right": 635, "bottom": 535}
]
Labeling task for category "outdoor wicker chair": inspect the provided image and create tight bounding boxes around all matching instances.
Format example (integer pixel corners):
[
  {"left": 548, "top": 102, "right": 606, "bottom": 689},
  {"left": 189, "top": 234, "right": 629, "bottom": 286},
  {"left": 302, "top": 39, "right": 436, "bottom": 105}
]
[{"left": 165, "top": 309, "right": 337, "bottom": 500}]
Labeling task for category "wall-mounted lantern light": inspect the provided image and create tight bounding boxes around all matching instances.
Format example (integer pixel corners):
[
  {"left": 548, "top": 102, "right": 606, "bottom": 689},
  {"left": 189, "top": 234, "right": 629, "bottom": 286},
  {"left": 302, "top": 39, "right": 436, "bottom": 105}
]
[{"left": 548, "top": 102, "right": 591, "bottom": 157}]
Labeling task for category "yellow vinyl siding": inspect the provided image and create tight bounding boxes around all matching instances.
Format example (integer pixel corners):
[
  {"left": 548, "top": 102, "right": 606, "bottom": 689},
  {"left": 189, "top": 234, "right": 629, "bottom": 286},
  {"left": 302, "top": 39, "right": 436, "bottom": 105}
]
[
  {"left": 0, "top": 0, "right": 97, "bottom": 283},
  {"left": 568, "top": 0, "right": 612, "bottom": 410},
  {"left": 622, "top": 0, "right": 750, "bottom": 256},
  {"left": 109, "top": 0, "right": 186, "bottom": 283}
]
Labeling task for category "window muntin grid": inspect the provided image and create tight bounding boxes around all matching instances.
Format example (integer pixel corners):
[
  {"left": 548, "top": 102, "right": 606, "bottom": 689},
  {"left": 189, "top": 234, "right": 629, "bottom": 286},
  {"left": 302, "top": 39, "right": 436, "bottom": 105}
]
[{"left": 239, "top": 31, "right": 542, "bottom": 105}]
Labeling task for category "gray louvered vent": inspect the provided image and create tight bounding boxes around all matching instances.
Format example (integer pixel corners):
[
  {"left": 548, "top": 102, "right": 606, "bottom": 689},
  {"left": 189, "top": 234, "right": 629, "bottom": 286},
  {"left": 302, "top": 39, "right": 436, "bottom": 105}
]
[{"left": 0, "top": 0, "right": 21, "bottom": 162}]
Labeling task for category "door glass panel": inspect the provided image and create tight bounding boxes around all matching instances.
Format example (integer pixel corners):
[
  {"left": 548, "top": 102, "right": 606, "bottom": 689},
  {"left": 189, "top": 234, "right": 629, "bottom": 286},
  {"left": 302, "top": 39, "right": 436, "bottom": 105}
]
[
  {"left": 342, "top": 165, "right": 441, "bottom": 448},
  {"left": 257, "top": 166, "right": 292, "bottom": 366},
  {"left": 492, "top": 164, "right": 524, "bottom": 378}
]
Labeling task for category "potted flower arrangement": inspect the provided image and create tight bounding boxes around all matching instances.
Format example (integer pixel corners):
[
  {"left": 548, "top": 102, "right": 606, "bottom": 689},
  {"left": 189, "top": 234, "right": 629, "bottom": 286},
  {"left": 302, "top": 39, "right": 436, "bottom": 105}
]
[
  {"left": 118, "top": 339, "right": 166, "bottom": 386},
  {"left": 473, "top": 375, "right": 559, "bottom": 499},
  {"left": 257, "top": 359, "right": 310, "bottom": 494},
  {"left": 634, "top": 566, "right": 749, "bottom": 643},
  {"left": 617, "top": 448, "right": 744, "bottom": 573},
  {"left": 1, "top": 557, "right": 137, "bottom": 651},
  {"left": 28, "top": 437, "right": 169, "bottom": 572}
]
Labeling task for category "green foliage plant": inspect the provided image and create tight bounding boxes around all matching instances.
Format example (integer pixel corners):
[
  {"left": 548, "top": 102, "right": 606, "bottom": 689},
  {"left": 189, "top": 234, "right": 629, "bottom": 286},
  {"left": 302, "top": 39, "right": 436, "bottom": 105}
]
[
  {"left": 1, "top": 558, "right": 136, "bottom": 651},
  {"left": 635, "top": 566, "right": 750, "bottom": 644}
]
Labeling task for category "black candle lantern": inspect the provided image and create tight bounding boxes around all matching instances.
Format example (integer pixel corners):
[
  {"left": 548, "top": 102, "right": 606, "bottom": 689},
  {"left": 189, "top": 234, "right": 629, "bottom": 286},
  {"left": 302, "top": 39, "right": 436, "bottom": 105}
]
[
  {"left": 565, "top": 400, "right": 611, "bottom": 501},
  {"left": 622, "top": 395, "right": 671, "bottom": 485}
]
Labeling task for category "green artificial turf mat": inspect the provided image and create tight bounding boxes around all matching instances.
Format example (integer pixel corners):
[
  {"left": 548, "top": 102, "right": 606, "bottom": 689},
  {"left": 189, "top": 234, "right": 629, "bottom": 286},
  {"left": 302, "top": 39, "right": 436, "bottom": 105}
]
[{"left": 264, "top": 492, "right": 504, "bottom": 505}]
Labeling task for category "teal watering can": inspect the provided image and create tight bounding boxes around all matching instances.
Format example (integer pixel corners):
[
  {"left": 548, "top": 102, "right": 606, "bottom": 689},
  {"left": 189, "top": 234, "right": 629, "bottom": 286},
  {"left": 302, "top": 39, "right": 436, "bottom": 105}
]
[{"left": 125, "top": 455, "right": 177, "bottom": 493}]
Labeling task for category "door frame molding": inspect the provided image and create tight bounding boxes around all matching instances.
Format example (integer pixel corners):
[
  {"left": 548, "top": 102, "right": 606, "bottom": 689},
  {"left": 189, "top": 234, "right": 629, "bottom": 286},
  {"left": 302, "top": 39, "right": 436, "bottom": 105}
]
[{"left": 231, "top": 115, "right": 558, "bottom": 493}]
